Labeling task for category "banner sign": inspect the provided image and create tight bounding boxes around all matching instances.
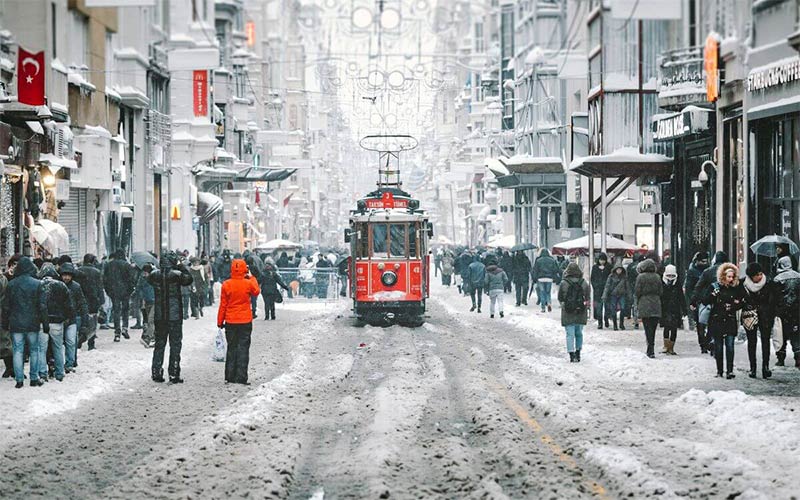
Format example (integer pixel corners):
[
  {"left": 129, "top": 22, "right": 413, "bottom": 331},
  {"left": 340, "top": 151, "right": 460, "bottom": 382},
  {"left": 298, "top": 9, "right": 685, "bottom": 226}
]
[
  {"left": 17, "top": 48, "right": 45, "bottom": 106},
  {"left": 193, "top": 70, "right": 208, "bottom": 117}
]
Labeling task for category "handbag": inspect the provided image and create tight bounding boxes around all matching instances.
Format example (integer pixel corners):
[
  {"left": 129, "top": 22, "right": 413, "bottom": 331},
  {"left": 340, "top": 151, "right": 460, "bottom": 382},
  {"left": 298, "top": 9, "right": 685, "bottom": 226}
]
[
  {"left": 274, "top": 292, "right": 284, "bottom": 304},
  {"left": 741, "top": 309, "right": 759, "bottom": 330}
]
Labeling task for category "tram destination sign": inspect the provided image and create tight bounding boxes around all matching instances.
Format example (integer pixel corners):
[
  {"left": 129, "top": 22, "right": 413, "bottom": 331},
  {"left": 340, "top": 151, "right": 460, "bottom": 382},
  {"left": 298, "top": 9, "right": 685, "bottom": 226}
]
[{"left": 365, "top": 192, "right": 409, "bottom": 209}]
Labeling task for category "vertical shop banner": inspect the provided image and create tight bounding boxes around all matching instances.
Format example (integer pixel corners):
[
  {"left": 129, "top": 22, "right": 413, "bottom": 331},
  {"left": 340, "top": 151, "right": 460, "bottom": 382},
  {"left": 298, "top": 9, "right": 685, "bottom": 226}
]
[
  {"left": 193, "top": 70, "right": 208, "bottom": 117},
  {"left": 17, "top": 48, "right": 45, "bottom": 106}
]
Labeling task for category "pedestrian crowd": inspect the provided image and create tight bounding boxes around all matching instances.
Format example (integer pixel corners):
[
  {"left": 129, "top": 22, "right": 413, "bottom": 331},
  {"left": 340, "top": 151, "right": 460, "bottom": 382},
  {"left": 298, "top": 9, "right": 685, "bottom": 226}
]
[{"left": 434, "top": 244, "right": 800, "bottom": 379}]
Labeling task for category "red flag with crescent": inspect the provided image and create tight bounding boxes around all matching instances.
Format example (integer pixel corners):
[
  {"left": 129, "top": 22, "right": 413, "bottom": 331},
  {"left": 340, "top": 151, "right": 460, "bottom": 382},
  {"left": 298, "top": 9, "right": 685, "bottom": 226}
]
[{"left": 18, "top": 48, "right": 45, "bottom": 106}]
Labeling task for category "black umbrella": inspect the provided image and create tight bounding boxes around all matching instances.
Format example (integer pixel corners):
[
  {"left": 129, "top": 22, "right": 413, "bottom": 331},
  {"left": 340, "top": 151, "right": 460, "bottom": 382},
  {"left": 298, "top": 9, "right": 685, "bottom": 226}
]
[
  {"left": 131, "top": 251, "right": 158, "bottom": 269},
  {"left": 511, "top": 242, "right": 537, "bottom": 252}
]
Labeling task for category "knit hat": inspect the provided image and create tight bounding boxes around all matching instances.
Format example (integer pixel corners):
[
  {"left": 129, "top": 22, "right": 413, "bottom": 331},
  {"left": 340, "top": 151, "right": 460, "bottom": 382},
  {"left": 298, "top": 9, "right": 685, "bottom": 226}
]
[
  {"left": 664, "top": 264, "right": 677, "bottom": 278},
  {"left": 694, "top": 251, "right": 708, "bottom": 262},
  {"left": 745, "top": 262, "right": 763, "bottom": 279}
]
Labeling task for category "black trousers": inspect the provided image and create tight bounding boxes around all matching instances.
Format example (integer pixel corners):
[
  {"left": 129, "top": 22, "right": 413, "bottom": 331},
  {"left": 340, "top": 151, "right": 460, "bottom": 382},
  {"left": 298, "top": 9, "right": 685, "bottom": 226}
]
[
  {"left": 262, "top": 294, "right": 276, "bottom": 319},
  {"left": 111, "top": 296, "right": 129, "bottom": 333},
  {"left": 225, "top": 323, "right": 252, "bottom": 384},
  {"left": 663, "top": 326, "right": 678, "bottom": 342},
  {"left": 745, "top": 320, "right": 772, "bottom": 371},
  {"left": 515, "top": 280, "right": 529, "bottom": 305},
  {"left": 642, "top": 317, "right": 659, "bottom": 356},
  {"left": 776, "top": 314, "right": 800, "bottom": 362},
  {"left": 152, "top": 320, "right": 183, "bottom": 378},
  {"left": 470, "top": 286, "right": 484, "bottom": 309}
]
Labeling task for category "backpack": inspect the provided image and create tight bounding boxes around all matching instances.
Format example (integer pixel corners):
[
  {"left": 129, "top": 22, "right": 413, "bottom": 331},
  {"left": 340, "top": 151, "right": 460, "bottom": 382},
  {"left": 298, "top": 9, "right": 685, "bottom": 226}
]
[{"left": 563, "top": 279, "right": 586, "bottom": 314}]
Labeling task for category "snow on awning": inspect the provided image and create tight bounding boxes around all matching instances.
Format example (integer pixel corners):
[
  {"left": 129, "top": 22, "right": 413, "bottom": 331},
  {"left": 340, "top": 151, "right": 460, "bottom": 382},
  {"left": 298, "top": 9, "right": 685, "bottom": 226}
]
[
  {"left": 192, "top": 165, "right": 238, "bottom": 179},
  {"left": 39, "top": 153, "right": 78, "bottom": 172},
  {"left": 503, "top": 155, "right": 564, "bottom": 174},
  {"left": 485, "top": 157, "right": 510, "bottom": 177},
  {"left": 236, "top": 166, "right": 297, "bottom": 183},
  {"left": 570, "top": 147, "right": 672, "bottom": 178}
]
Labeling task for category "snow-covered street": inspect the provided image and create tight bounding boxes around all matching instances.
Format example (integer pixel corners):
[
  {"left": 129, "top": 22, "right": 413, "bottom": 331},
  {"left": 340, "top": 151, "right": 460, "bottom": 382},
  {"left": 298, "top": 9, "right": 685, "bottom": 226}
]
[{"left": 1, "top": 283, "right": 799, "bottom": 499}]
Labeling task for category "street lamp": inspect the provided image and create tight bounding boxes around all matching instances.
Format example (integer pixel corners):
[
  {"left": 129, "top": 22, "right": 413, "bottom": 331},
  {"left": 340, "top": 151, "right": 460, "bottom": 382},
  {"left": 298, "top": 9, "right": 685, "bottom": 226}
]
[{"left": 698, "top": 159, "right": 716, "bottom": 184}]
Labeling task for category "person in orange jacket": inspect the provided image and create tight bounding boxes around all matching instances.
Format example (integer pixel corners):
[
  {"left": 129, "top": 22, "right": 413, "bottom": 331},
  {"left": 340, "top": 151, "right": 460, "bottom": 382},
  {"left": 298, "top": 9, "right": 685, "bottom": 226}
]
[{"left": 217, "top": 258, "right": 260, "bottom": 384}]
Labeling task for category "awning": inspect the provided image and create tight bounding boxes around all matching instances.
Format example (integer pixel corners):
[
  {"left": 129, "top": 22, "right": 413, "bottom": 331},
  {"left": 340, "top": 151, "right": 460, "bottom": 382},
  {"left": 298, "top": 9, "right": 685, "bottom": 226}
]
[
  {"left": 748, "top": 94, "right": 800, "bottom": 121},
  {"left": 196, "top": 192, "right": 224, "bottom": 223},
  {"left": 193, "top": 165, "right": 239, "bottom": 179},
  {"left": 39, "top": 153, "right": 78, "bottom": 173},
  {"left": 652, "top": 105, "right": 713, "bottom": 141},
  {"left": 570, "top": 147, "right": 672, "bottom": 178},
  {"left": 235, "top": 166, "right": 296, "bottom": 183},
  {"left": 503, "top": 155, "right": 564, "bottom": 174}
]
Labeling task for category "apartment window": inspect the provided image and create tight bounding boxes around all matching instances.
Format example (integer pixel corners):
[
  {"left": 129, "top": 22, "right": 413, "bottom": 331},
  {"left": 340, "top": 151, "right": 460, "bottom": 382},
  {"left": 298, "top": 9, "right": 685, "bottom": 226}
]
[
  {"left": 68, "top": 11, "right": 89, "bottom": 69},
  {"left": 474, "top": 22, "right": 484, "bottom": 53}
]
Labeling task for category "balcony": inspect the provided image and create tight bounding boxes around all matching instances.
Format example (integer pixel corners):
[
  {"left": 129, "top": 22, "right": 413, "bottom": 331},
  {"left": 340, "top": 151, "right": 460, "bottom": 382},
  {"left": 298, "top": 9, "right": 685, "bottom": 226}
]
[{"left": 657, "top": 46, "right": 707, "bottom": 111}]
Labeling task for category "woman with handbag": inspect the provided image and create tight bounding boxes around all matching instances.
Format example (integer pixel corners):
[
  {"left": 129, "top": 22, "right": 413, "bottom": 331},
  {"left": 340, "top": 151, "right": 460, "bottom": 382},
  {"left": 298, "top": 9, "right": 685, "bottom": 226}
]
[
  {"left": 260, "top": 260, "right": 290, "bottom": 321},
  {"left": 702, "top": 263, "right": 746, "bottom": 379},
  {"left": 740, "top": 263, "right": 776, "bottom": 379}
]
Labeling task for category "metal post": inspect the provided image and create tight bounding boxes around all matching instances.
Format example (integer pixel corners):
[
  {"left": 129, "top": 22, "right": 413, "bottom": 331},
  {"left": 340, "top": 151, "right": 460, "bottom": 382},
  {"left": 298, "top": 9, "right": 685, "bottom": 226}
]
[
  {"left": 600, "top": 176, "right": 607, "bottom": 254},
  {"left": 588, "top": 177, "right": 595, "bottom": 319}
]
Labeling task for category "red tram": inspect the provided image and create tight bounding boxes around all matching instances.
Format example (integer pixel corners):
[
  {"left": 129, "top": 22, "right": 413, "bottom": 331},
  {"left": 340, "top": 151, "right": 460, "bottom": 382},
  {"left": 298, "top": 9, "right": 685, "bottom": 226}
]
[{"left": 344, "top": 135, "right": 431, "bottom": 326}]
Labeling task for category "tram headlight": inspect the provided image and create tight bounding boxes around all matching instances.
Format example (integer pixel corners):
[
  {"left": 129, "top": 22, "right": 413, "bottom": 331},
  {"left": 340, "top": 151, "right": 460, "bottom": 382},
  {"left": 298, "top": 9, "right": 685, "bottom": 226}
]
[{"left": 381, "top": 270, "right": 398, "bottom": 287}]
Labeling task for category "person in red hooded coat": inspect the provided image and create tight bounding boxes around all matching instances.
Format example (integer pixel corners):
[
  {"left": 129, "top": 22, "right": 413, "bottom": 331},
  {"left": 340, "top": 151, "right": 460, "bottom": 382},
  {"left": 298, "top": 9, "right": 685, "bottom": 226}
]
[{"left": 217, "top": 258, "right": 260, "bottom": 384}]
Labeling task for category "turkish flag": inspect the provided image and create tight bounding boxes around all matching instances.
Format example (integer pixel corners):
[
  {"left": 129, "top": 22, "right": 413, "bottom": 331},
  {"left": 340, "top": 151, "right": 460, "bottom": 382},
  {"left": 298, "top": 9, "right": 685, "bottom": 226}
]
[
  {"left": 255, "top": 189, "right": 261, "bottom": 205},
  {"left": 17, "top": 48, "right": 45, "bottom": 106},
  {"left": 283, "top": 193, "right": 293, "bottom": 207}
]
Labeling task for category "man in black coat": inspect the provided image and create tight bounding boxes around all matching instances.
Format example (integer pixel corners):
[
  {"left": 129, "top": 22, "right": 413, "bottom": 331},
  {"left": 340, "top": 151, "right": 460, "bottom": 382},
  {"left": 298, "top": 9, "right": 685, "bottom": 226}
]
[
  {"left": 683, "top": 251, "right": 709, "bottom": 352},
  {"left": 39, "top": 264, "right": 75, "bottom": 382},
  {"left": 773, "top": 256, "right": 800, "bottom": 368},
  {"left": 500, "top": 251, "right": 513, "bottom": 293},
  {"left": 60, "top": 263, "right": 87, "bottom": 372},
  {"left": 531, "top": 249, "right": 561, "bottom": 312},
  {"left": 590, "top": 253, "right": 612, "bottom": 329},
  {"left": 1, "top": 257, "right": 48, "bottom": 387},
  {"left": 148, "top": 251, "right": 193, "bottom": 384},
  {"left": 76, "top": 254, "right": 104, "bottom": 350},
  {"left": 243, "top": 250, "right": 265, "bottom": 317},
  {"left": 103, "top": 249, "right": 136, "bottom": 341},
  {"left": 215, "top": 250, "right": 233, "bottom": 283},
  {"left": 691, "top": 250, "right": 728, "bottom": 354},
  {"left": 511, "top": 251, "right": 531, "bottom": 307}
]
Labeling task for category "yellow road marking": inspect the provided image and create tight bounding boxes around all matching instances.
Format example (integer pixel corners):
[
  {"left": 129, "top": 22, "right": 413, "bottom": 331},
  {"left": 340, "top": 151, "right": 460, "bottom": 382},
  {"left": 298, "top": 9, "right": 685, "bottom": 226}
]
[{"left": 488, "top": 379, "right": 608, "bottom": 499}]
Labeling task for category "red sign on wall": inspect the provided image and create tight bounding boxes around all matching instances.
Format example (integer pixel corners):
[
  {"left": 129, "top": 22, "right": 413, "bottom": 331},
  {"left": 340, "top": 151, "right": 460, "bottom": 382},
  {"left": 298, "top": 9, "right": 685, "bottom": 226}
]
[
  {"left": 193, "top": 70, "right": 208, "bottom": 117},
  {"left": 17, "top": 48, "right": 45, "bottom": 106}
]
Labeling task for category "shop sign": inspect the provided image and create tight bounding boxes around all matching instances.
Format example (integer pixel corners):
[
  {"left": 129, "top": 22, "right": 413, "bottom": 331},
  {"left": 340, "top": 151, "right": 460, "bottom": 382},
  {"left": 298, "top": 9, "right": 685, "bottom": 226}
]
[
  {"left": 640, "top": 185, "right": 661, "bottom": 214},
  {"left": 747, "top": 57, "right": 800, "bottom": 92},
  {"left": 246, "top": 21, "right": 256, "bottom": 47},
  {"left": 653, "top": 113, "right": 687, "bottom": 141},
  {"left": 703, "top": 34, "right": 719, "bottom": 102},
  {"left": 55, "top": 179, "right": 70, "bottom": 201}
]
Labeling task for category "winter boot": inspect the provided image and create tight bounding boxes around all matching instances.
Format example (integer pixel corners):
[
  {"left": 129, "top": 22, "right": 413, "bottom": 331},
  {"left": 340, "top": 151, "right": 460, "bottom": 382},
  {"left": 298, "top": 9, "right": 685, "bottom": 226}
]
[
  {"left": 669, "top": 340, "right": 677, "bottom": 355},
  {"left": 597, "top": 320, "right": 603, "bottom": 330},
  {"left": 726, "top": 372, "right": 736, "bottom": 379},
  {"left": 776, "top": 353, "right": 785, "bottom": 366},
  {"left": 604, "top": 318, "right": 609, "bottom": 328},
  {"left": 662, "top": 339, "right": 670, "bottom": 354},
  {"left": 763, "top": 364, "right": 772, "bottom": 379},
  {"left": 569, "top": 352, "right": 575, "bottom": 363},
  {"left": 618, "top": 313, "right": 625, "bottom": 330},
  {"left": 2, "top": 356, "right": 13, "bottom": 378},
  {"left": 169, "top": 376, "right": 184, "bottom": 384},
  {"left": 575, "top": 349, "right": 581, "bottom": 362},
  {"left": 121, "top": 328, "right": 130, "bottom": 340},
  {"left": 499, "top": 311, "right": 504, "bottom": 318},
  {"left": 611, "top": 316, "right": 618, "bottom": 331},
  {"left": 749, "top": 361, "right": 757, "bottom": 379},
  {"left": 470, "top": 305, "right": 476, "bottom": 312},
  {"left": 152, "top": 369, "right": 165, "bottom": 383},
  {"left": 114, "top": 331, "right": 121, "bottom": 342}
]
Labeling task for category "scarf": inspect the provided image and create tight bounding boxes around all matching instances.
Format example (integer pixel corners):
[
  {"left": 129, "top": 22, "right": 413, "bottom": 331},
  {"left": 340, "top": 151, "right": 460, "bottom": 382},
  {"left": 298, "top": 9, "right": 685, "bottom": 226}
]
[
  {"left": 743, "top": 275, "right": 766, "bottom": 294},
  {"left": 663, "top": 275, "right": 677, "bottom": 285}
]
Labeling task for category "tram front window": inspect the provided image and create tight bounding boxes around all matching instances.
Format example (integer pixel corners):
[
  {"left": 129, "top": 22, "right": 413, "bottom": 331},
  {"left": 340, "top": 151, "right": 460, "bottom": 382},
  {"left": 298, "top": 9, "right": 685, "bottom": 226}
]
[
  {"left": 390, "top": 224, "right": 406, "bottom": 257},
  {"left": 372, "top": 223, "right": 389, "bottom": 258}
]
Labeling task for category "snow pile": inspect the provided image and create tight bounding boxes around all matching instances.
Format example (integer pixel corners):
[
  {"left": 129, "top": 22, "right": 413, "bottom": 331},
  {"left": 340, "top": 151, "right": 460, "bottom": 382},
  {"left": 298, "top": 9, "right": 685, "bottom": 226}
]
[{"left": 585, "top": 446, "right": 676, "bottom": 498}]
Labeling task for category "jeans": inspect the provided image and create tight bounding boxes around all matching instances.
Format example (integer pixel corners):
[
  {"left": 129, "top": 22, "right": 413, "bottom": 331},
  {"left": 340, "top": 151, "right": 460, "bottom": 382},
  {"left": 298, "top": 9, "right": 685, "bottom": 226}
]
[
  {"left": 515, "top": 280, "right": 529, "bottom": 305},
  {"left": 605, "top": 295, "right": 626, "bottom": 319},
  {"left": 64, "top": 322, "right": 77, "bottom": 370},
  {"left": 37, "top": 330, "right": 51, "bottom": 379},
  {"left": 565, "top": 324, "right": 584, "bottom": 352},
  {"left": 152, "top": 320, "right": 183, "bottom": 379},
  {"left": 12, "top": 332, "right": 39, "bottom": 383},
  {"left": 182, "top": 294, "right": 191, "bottom": 319},
  {"left": 141, "top": 303, "right": 155, "bottom": 343},
  {"left": 470, "top": 286, "right": 484, "bottom": 309},
  {"left": 489, "top": 289, "right": 504, "bottom": 315},
  {"left": 642, "top": 317, "right": 659, "bottom": 356},
  {"left": 111, "top": 296, "right": 130, "bottom": 333},
  {"left": 225, "top": 323, "right": 252, "bottom": 383},
  {"left": 713, "top": 328, "right": 736, "bottom": 374},
  {"left": 537, "top": 281, "right": 553, "bottom": 308},
  {"left": 46, "top": 323, "right": 66, "bottom": 378},
  {"left": 745, "top": 320, "right": 772, "bottom": 371},
  {"left": 190, "top": 291, "right": 204, "bottom": 318},
  {"left": 250, "top": 294, "right": 258, "bottom": 316}
]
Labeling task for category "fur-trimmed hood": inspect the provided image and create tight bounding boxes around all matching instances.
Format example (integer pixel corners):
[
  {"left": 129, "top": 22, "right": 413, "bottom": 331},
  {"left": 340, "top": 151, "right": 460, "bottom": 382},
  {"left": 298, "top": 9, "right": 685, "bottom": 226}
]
[{"left": 716, "top": 262, "right": 739, "bottom": 286}]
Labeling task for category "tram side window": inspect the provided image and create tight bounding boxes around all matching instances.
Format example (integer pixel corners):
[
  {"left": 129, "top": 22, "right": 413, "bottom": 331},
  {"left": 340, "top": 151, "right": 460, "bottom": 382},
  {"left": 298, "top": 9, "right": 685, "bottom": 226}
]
[
  {"left": 390, "top": 224, "right": 407, "bottom": 257},
  {"left": 356, "top": 223, "right": 369, "bottom": 258},
  {"left": 409, "top": 223, "right": 418, "bottom": 257},
  {"left": 372, "top": 223, "right": 389, "bottom": 258}
]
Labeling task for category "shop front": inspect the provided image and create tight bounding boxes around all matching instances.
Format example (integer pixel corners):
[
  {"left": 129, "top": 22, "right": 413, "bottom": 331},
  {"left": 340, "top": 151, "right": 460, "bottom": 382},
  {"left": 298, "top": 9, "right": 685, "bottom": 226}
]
[
  {"left": 746, "top": 55, "right": 800, "bottom": 268},
  {"left": 652, "top": 106, "right": 716, "bottom": 276}
]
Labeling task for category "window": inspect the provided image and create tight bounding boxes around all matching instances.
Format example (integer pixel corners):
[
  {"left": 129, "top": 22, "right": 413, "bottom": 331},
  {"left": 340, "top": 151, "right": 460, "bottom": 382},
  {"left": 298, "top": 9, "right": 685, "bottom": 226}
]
[
  {"left": 372, "top": 224, "right": 388, "bottom": 258},
  {"left": 51, "top": 2, "right": 57, "bottom": 59},
  {"left": 409, "top": 223, "right": 418, "bottom": 257},
  {"left": 474, "top": 22, "right": 484, "bottom": 53},
  {"left": 390, "top": 224, "right": 406, "bottom": 257},
  {"left": 356, "top": 223, "right": 369, "bottom": 258}
]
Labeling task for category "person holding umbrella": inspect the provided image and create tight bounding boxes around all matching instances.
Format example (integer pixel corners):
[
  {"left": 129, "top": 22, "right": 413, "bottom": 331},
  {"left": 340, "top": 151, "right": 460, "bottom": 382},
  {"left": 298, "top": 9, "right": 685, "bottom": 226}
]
[{"left": 772, "top": 256, "right": 800, "bottom": 368}]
